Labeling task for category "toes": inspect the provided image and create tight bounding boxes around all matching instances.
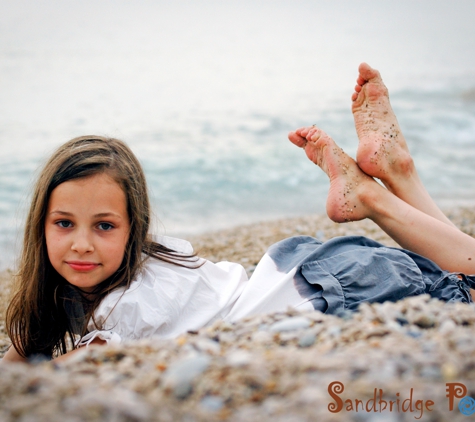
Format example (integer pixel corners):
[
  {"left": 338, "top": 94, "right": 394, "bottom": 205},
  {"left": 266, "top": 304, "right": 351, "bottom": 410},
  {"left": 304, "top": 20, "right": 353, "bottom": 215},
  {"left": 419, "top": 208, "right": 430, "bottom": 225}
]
[
  {"left": 290, "top": 125, "right": 327, "bottom": 149},
  {"left": 352, "top": 87, "right": 365, "bottom": 104},
  {"left": 299, "top": 125, "right": 317, "bottom": 137},
  {"left": 306, "top": 127, "right": 319, "bottom": 141},
  {"left": 356, "top": 75, "right": 366, "bottom": 86},
  {"left": 288, "top": 131, "right": 307, "bottom": 148},
  {"left": 358, "top": 62, "right": 382, "bottom": 84}
]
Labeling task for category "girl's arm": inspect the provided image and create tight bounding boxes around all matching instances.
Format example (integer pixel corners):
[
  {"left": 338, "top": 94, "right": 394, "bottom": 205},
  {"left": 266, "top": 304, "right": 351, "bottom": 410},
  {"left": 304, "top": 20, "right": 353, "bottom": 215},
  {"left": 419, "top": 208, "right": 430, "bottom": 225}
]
[
  {"left": 2, "top": 345, "right": 27, "bottom": 363},
  {"left": 54, "top": 337, "right": 106, "bottom": 362},
  {"left": 1, "top": 337, "right": 106, "bottom": 364}
]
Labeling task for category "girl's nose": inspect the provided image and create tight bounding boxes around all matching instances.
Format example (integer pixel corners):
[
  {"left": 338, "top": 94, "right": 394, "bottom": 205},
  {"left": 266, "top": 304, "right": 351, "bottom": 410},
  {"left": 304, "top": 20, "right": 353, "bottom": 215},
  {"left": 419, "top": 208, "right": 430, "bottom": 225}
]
[{"left": 71, "top": 230, "right": 94, "bottom": 254}]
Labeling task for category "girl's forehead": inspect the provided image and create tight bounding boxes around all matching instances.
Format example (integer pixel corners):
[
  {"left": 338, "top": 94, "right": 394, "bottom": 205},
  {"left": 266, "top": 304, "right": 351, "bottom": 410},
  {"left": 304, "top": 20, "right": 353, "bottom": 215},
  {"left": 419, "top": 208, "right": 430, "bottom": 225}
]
[
  {"left": 53, "top": 172, "right": 124, "bottom": 193},
  {"left": 48, "top": 173, "right": 128, "bottom": 213}
]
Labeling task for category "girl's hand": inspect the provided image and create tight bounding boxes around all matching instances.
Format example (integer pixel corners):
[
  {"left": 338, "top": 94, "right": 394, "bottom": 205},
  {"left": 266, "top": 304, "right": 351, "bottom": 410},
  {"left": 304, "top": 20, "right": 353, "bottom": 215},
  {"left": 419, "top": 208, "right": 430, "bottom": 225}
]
[{"left": 54, "top": 337, "right": 106, "bottom": 363}]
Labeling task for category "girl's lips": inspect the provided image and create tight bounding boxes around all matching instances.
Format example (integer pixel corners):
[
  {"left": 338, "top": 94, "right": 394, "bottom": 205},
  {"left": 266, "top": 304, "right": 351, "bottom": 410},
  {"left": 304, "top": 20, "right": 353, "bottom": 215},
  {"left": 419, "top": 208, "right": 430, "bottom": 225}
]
[{"left": 67, "top": 261, "right": 100, "bottom": 272}]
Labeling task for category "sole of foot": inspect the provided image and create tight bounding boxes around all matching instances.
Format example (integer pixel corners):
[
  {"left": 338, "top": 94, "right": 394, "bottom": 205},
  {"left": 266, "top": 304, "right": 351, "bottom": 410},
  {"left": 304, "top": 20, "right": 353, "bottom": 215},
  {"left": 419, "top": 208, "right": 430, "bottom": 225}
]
[{"left": 352, "top": 63, "right": 414, "bottom": 187}]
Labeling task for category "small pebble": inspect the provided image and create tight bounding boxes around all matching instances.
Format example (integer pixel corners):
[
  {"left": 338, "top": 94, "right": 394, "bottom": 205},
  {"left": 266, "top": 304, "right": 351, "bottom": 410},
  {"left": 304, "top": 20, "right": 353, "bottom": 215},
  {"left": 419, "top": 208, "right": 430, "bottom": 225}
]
[
  {"left": 163, "top": 354, "right": 211, "bottom": 398},
  {"left": 269, "top": 317, "right": 311, "bottom": 332},
  {"left": 395, "top": 315, "right": 409, "bottom": 326},
  {"left": 298, "top": 332, "right": 316, "bottom": 348},
  {"left": 413, "top": 313, "right": 435, "bottom": 328},
  {"left": 226, "top": 350, "right": 253, "bottom": 367},
  {"left": 200, "top": 395, "right": 224, "bottom": 412},
  {"left": 438, "top": 319, "right": 456, "bottom": 334}
]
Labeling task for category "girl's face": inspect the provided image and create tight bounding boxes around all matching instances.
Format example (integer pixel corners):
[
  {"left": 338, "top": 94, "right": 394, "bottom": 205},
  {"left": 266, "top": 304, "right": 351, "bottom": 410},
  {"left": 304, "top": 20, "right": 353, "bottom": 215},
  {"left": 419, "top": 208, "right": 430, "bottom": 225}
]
[{"left": 45, "top": 173, "right": 130, "bottom": 291}]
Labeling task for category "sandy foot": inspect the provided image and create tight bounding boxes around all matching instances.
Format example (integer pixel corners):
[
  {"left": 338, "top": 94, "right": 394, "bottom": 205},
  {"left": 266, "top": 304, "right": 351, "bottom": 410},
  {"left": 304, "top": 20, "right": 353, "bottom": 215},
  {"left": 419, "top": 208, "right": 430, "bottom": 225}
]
[
  {"left": 289, "top": 126, "right": 373, "bottom": 223},
  {"left": 352, "top": 63, "right": 414, "bottom": 188}
]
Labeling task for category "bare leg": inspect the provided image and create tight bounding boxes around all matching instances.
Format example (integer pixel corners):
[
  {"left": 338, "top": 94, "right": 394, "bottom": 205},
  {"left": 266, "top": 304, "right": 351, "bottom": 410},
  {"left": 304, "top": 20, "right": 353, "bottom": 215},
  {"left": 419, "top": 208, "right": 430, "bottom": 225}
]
[
  {"left": 288, "top": 126, "right": 475, "bottom": 274},
  {"left": 351, "top": 63, "right": 455, "bottom": 227}
]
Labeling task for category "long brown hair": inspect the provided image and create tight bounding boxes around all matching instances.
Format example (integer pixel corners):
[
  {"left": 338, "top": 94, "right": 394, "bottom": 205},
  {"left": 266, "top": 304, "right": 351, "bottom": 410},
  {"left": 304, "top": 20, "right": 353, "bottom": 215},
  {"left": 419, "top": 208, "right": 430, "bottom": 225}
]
[{"left": 6, "top": 136, "right": 198, "bottom": 358}]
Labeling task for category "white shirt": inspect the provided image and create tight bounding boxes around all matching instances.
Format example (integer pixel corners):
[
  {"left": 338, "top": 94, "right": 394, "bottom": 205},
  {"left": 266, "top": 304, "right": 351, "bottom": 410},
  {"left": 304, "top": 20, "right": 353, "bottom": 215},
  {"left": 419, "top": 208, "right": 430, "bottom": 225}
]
[{"left": 79, "top": 236, "right": 314, "bottom": 346}]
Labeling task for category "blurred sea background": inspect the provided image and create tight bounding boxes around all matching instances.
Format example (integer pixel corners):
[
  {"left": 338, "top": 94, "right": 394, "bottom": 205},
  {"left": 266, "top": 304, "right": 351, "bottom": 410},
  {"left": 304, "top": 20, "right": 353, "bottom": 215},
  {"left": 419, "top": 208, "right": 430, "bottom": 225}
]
[{"left": 1, "top": 0, "right": 475, "bottom": 270}]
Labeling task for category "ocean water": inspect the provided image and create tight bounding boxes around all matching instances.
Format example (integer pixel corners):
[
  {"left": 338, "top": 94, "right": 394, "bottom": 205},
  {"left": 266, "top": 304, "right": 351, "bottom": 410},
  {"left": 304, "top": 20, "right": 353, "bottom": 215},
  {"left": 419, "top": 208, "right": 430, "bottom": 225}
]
[{"left": 1, "top": 0, "right": 475, "bottom": 269}]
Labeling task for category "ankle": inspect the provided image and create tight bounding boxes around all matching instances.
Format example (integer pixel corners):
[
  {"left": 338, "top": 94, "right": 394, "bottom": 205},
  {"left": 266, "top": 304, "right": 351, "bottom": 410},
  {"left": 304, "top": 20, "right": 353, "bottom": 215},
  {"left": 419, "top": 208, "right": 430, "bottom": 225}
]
[
  {"left": 382, "top": 154, "right": 417, "bottom": 191},
  {"left": 358, "top": 180, "right": 390, "bottom": 221},
  {"left": 395, "top": 152, "right": 415, "bottom": 175}
]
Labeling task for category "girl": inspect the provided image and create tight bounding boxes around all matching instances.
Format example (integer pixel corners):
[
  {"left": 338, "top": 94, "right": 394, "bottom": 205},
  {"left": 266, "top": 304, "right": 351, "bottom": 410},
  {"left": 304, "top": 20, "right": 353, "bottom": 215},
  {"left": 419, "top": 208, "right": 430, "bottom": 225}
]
[{"left": 3, "top": 63, "right": 474, "bottom": 363}]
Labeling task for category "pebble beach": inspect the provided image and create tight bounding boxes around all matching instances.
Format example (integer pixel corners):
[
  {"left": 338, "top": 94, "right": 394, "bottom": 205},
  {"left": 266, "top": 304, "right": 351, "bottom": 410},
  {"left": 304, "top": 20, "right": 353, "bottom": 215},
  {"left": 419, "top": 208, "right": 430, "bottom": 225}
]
[{"left": 1, "top": 209, "right": 475, "bottom": 421}]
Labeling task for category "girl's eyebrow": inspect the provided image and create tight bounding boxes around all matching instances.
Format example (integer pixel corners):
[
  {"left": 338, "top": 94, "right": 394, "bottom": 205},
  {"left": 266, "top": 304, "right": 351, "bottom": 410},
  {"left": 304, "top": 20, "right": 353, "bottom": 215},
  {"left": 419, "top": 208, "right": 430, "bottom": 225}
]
[
  {"left": 94, "top": 212, "right": 123, "bottom": 219},
  {"left": 48, "top": 210, "right": 73, "bottom": 216},
  {"left": 48, "top": 210, "right": 123, "bottom": 219}
]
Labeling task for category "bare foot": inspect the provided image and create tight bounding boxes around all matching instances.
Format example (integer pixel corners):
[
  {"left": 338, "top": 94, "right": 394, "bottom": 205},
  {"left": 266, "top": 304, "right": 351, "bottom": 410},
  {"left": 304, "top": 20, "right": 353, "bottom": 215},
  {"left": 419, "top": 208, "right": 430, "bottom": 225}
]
[
  {"left": 352, "top": 63, "right": 414, "bottom": 190},
  {"left": 288, "top": 126, "right": 374, "bottom": 223},
  {"left": 351, "top": 63, "right": 457, "bottom": 227}
]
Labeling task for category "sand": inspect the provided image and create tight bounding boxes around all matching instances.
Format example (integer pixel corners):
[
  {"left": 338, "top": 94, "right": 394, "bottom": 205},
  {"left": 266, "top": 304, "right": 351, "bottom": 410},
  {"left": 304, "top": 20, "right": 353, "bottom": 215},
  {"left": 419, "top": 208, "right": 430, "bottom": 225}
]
[{"left": 1, "top": 208, "right": 475, "bottom": 421}]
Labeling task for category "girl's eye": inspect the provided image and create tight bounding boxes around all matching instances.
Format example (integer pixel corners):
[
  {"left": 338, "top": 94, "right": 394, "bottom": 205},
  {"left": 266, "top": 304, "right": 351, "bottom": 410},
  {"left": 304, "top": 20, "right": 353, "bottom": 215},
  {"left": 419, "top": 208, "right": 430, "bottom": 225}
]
[
  {"left": 57, "top": 220, "right": 72, "bottom": 228},
  {"left": 98, "top": 222, "right": 114, "bottom": 231}
]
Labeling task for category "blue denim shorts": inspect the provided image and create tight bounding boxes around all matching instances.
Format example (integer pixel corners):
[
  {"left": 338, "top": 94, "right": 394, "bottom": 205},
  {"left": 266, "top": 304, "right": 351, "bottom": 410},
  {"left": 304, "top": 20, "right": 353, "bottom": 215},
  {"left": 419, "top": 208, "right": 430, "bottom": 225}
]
[{"left": 267, "top": 235, "right": 474, "bottom": 314}]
